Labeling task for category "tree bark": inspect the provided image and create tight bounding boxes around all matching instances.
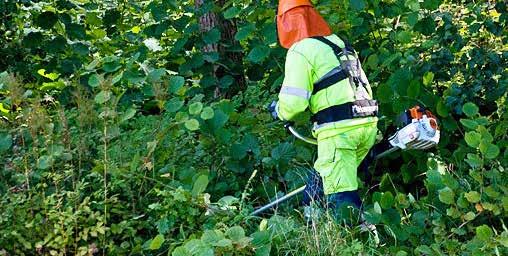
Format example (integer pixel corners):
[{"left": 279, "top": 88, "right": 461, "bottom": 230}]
[
  {"left": 195, "top": 0, "right": 246, "bottom": 98},
  {"left": 195, "top": 0, "right": 219, "bottom": 53}
]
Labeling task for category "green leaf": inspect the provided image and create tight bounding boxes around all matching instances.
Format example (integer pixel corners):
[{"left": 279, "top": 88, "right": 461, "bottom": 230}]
[
  {"left": 475, "top": 225, "right": 493, "bottom": 241},
  {"left": 406, "top": 12, "right": 419, "bottom": 27},
  {"left": 0, "top": 132, "right": 12, "bottom": 152},
  {"left": 85, "top": 59, "right": 100, "bottom": 71},
  {"left": 165, "top": 98, "right": 184, "bottom": 112},
  {"left": 251, "top": 231, "right": 270, "bottom": 247},
  {"left": 184, "top": 239, "right": 213, "bottom": 256},
  {"left": 71, "top": 42, "right": 89, "bottom": 56},
  {"left": 415, "top": 245, "right": 434, "bottom": 255},
  {"left": 155, "top": 218, "right": 171, "bottom": 234},
  {"left": 380, "top": 191, "right": 394, "bottom": 209},
  {"left": 149, "top": 234, "right": 165, "bottom": 250},
  {"left": 192, "top": 175, "right": 208, "bottom": 196},
  {"left": 112, "top": 71, "right": 123, "bottom": 85},
  {"left": 215, "top": 239, "right": 232, "bottom": 248},
  {"left": 438, "top": 187, "right": 455, "bottom": 205},
  {"left": 407, "top": 80, "right": 421, "bottom": 98},
  {"left": 85, "top": 12, "right": 102, "bottom": 26},
  {"left": 374, "top": 202, "right": 382, "bottom": 214},
  {"left": 203, "top": 52, "right": 220, "bottom": 63},
  {"left": 462, "top": 102, "right": 479, "bottom": 117},
  {"left": 446, "top": 207, "right": 461, "bottom": 218},
  {"left": 382, "top": 208, "right": 401, "bottom": 225},
  {"left": 271, "top": 142, "right": 296, "bottom": 162},
  {"left": 477, "top": 126, "right": 493, "bottom": 143},
  {"left": 172, "top": 246, "right": 190, "bottom": 256},
  {"left": 224, "top": 6, "right": 241, "bottom": 19},
  {"left": 147, "top": 68, "right": 166, "bottom": 82},
  {"left": 88, "top": 74, "right": 102, "bottom": 87},
  {"left": 200, "top": 107, "right": 214, "bottom": 120},
  {"left": 226, "top": 226, "right": 245, "bottom": 242},
  {"left": 365, "top": 54, "right": 378, "bottom": 69},
  {"left": 102, "top": 56, "right": 121, "bottom": 73},
  {"left": 479, "top": 142, "right": 500, "bottom": 159},
  {"left": 464, "top": 131, "right": 481, "bottom": 148},
  {"left": 66, "top": 23, "right": 86, "bottom": 40},
  {"left": 90, "top": 29, "right": 108, "bottom": 39},
  {"left": 235, "top": 24, "right": 256, "bottom": 41},
  {"left": 219, "top": 75, "right": 234, "bottom": 89},
  {"left": 36, "top": 11, "right": 58, "bottom": 29},
  {"left": 40, "top": 81, "right": 65, "bottom": 90},
  {"left": 247, "top": 46, "right": 270, "bottom": 63},
  {"left": 185, "top": 119, "right": 200, "bottom": 131},
  {"left": 436, "top": 100, "right": 449, "bottom": 117},
  {"left": 460, "top": 119, "right": 478, "bottom": 130},
  {"left": 422, "top": 72, "right": 434, "bottom": 86},
  {"left": 422, "top": 0, "right": 441, "bottom": 10},
  {"left": 396, "top": 31, "right": 412, "bottom": 44},
  {"left": 465, "top": 153, "right": 483, "bottom": 169},
  {"left": 396, "top": 251, "right": 408, "bottom": 256},
  {"left": 376, "top": 83, "right": 393, "bottom": 103},
  {"left": 201, "top": 230, "right": 223, "bottom": 244},
  {"left": 23, "top": 32, "right": 43, "bottom": 49},
  {"left": 203, "top": 28, "right": 221, "bottom": 44},
  {"left": 405, "top": 0, "right": 420, "bottom": 11},
  {"left": 464, "top": 211, "right": 476, "bottom": 221},
  {"left": 350, "top": 0, "right": 366, "bottom": 10},
  {"left": 120, "top": 108, "right": 136, "bottom": 123},
  {"left": 37, "top": 155, "right": 53, "bottom": 170},
  {"left": 37, "top": 69, "right": 59, "bottom": 81},
  {"left": 415, "top": 17, "right": 436, "bottom": 36},
  {"left": 95, "top": 91, "right": 111, "bottom": 104},
  {"left": 464, "top": 191, "right": 481, "bottom": 203},
  {"left": 189, "top": 102, "right": 203, "bottom": 115},
  {"left": 169, "top": 76, "right": 185, "bottom": 93}
]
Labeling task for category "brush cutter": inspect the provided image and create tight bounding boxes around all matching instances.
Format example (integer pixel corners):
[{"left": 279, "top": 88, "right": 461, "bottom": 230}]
[{"left": 251, "top": 105, "right": 440, "bottom": 216}]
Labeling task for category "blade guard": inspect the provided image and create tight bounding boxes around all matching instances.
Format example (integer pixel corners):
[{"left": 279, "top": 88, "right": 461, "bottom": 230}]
[{"left": 389, "top": 114, "right": 440, "bottom": 150}]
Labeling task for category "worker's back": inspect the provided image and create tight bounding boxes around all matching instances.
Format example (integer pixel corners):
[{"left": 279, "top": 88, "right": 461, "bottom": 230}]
[{"left": 279, "top": 34, "right": 378, "bottom": 141}]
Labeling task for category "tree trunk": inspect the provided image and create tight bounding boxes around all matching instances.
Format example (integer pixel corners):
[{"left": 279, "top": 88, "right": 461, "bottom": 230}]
[
  {"left": 195, "top": 0, "right": 219, "bottom": 53},
  {"left": 195, "top": 0, "right": 246, "bottom": 98}
]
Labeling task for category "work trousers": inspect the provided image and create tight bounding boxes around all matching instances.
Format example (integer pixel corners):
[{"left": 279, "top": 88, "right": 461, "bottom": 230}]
[{"left": 313, "top": 124, "right": 378, "bottom": 195}]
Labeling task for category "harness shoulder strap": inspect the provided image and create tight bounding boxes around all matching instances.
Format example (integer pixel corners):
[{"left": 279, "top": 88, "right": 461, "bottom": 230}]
[
  {"left": 310, "top": 36, "right": 356, "bottom": 95},
  {"left": 310, "top": 36, "right": 355, "bottom": 56},
  {"left": 311, "top": 36, "right": 343, "bottom": 56}
]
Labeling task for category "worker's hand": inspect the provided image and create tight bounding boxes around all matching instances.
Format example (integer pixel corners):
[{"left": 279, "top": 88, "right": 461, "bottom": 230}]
[{"left": 267, "top": 101, "right": 279, "bottom": 121}]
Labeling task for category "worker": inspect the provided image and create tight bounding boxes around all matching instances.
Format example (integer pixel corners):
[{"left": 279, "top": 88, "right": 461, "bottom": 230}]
[{"left": 269, "top": 0, "right": 379, "bottom": 220}]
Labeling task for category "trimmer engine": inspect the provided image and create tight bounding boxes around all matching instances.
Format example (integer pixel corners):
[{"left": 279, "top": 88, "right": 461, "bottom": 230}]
[{"left": 389, "top": 106, "right": 440, "bottom": 150}]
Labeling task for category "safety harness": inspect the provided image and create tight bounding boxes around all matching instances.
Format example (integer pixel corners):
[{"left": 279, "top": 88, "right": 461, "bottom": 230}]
[{"left": 310, "top": 36, "right": 378, "bottom": 125}]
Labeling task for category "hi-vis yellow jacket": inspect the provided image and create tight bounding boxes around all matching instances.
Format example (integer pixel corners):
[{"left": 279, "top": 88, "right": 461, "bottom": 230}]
[{"left": 276, "top": 34, "right": 377, "bottom": 141}]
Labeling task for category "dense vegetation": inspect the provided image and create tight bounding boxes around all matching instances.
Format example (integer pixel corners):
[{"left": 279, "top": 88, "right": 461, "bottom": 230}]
[{"left": 0, "top": 0, "right": 507, "bottom": 255}]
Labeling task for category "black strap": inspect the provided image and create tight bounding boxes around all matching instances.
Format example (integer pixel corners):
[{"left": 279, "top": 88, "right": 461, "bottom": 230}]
[
  {"left": 310, "top": 36, "right": 355, "bottom": 57},
  {"left": 312, "top": 68, "right": 349, "bottom": 94},
  {"left": 310, "top": 36, "right": 356, "bottom": 95},
  {"left": 312, "top": 103, "right": 355, "bottom": 125},
  {"left": 312, "top": 100, "right": 378, "bottom": 125}
]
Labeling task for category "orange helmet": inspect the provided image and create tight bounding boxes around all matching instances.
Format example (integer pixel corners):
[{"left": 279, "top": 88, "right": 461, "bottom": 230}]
[{"left": 277, "top": 0, "right": 332, "bottom": 49}]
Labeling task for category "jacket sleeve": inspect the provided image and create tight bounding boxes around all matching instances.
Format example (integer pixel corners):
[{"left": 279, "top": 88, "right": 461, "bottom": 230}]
[{"left": 277, "top": 49, "right": 313, "bottom": 121}]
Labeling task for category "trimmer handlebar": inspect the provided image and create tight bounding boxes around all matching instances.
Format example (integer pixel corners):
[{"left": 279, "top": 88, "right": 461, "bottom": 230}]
[{"left": 284, "top": 123, "right": 317, "bottom": 145}]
